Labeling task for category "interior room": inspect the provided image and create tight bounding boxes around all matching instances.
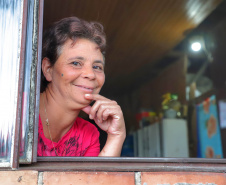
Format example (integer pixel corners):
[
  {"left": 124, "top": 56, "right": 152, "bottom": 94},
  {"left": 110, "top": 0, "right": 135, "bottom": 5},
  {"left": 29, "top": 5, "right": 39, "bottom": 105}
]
[{"left": 43, "top": 0, "right": 226, "bottom": 158}]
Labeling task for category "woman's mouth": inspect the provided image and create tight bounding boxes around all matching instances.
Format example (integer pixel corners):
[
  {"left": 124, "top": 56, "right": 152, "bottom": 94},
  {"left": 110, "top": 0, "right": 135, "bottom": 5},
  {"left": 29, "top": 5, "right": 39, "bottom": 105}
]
[{"left": 75, "top": 85, "right": 95, "bottom": 92}]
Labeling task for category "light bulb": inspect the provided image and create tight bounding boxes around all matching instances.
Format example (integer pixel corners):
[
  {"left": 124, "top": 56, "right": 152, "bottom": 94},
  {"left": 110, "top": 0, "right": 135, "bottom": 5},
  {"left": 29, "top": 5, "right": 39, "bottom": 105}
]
[{"left": 191, "top": 42, "right": 202, "bottom": 52}]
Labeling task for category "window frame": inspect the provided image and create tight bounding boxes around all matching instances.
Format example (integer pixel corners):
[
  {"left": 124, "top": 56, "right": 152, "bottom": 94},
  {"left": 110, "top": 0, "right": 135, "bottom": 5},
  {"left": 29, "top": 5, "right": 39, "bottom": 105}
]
[
  {"left": 19, "top": 157, "right": 226, "bottom": 172},
  {"left": 6, "top": 0, "right": 226, "bottom": 173},
  {"left": 13, "top": 0, "right": 27, "bottom": 169},
  {"left": 31, "top": 0, "right": 44, "bottom": 163},
  {"left": 18, "top": 0, "right": 39, "bottom": 165},
  {"left": 17, "top": 0, "right": 43, "bottom": 165}
]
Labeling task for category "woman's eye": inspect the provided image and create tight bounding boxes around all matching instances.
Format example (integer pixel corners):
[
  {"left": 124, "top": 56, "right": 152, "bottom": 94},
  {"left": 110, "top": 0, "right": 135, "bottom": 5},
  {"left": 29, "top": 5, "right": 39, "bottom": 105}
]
[
  {"left": 72, "top": 61, "right": 81, "bottom": 66},
  {"left": 93, "top": 65, "right": 103, "bottom": 71}
]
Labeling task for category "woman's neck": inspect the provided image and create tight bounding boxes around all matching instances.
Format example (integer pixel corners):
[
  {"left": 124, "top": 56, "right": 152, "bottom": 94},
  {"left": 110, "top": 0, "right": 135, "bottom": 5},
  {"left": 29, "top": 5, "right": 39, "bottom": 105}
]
[{"left": 40, "top": 91, "right": 80, "bottom": 142}]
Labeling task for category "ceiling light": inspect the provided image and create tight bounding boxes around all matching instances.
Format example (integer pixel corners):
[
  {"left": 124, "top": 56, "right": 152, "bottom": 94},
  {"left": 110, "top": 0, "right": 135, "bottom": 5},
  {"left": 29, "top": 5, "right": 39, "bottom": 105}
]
[{"left": 191, "top": 42, "right": 202, "bottom": 52}]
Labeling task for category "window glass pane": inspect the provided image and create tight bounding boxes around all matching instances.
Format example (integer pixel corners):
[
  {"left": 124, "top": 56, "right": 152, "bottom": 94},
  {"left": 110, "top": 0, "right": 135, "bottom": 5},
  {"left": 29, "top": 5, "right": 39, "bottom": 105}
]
[
  {"left": 19, "top": 0, "right": 35, "bottom": 163},
  {"left": 0, "top": 0, "right": 23, "bottom": 166}
]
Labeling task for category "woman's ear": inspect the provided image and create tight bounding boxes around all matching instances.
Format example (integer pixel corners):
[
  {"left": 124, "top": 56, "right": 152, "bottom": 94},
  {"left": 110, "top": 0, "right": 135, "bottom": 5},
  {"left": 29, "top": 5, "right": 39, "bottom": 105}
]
[{"left": 42, "top": 57, "right": 53, "bottom": 82}]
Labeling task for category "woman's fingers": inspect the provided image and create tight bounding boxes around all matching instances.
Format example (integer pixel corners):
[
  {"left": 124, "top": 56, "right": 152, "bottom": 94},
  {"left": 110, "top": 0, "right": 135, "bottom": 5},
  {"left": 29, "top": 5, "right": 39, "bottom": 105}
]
[
  {"left": 84, "top": 93, "right": 108, "bottom": 101},
  {"left": 102, "top": 106, "right": 121, "bottom": 121},
  {"left": 102, "top": 108, "right": 110, "bottom": 121},
  {"left": 89, "top": 100, "right": 108, "bottom": 120},
  {"left": 83, "top": 93, "right": 125, "bottom": 135},
  {"left": 96, "top": 103, "right": 120, "bottom": 122},
  {"left": 95, "top": 103, "right": 108, "bottom": 122},
  {"left": 81, "top": 105, "right": 91, "bottom": 115},
  {"left": 84, "top": 93, "right": 117, "bottom": 121}
]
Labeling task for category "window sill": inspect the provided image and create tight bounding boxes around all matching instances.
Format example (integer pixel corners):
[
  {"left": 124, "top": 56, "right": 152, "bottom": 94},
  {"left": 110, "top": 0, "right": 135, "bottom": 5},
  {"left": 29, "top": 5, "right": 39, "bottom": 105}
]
[{"left": 17, "top": 157, "right": 226, "bottom": 173}]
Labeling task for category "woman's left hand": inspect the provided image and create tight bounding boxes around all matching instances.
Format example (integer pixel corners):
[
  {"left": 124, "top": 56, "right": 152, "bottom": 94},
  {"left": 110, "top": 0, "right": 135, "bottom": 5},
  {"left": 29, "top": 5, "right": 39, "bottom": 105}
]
[{"left": 82, "top": 94, "right": 126, "bottom": 138}]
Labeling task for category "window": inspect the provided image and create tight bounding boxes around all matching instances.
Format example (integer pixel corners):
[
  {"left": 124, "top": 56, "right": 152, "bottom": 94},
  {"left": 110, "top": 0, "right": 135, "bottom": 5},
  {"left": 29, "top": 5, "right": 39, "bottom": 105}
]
[{"left": 1, "top": 0, "right": 226, "bottom": 172}]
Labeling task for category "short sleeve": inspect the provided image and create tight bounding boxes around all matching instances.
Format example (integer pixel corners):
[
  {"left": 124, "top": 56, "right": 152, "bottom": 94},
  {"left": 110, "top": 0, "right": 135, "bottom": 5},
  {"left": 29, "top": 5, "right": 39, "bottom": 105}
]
[{"left": 83, "top": 127, "right": 100, "bottom": 157}]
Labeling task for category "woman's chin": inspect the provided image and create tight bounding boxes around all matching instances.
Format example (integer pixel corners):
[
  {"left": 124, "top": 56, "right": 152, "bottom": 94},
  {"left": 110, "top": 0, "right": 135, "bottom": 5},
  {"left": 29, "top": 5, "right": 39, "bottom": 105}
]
[
  {"left": 70, "top": 96, "right": 92, "bottom": 110},
  {"left": 80, "top": 99, "right": 92, "bottom": 107}
]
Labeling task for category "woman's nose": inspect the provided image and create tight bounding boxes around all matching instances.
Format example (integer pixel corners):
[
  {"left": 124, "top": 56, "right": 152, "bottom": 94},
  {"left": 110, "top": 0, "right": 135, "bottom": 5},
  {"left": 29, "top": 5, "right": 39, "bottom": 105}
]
[{"left": 81, "top": 65, "right": 96, "bottom": 80}]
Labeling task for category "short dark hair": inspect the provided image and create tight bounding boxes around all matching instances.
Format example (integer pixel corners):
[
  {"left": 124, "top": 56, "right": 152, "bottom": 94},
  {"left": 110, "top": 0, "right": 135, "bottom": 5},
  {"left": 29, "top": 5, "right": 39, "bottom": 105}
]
[{"left": 41, "top": 16, "right": 106, "bottom": 92}]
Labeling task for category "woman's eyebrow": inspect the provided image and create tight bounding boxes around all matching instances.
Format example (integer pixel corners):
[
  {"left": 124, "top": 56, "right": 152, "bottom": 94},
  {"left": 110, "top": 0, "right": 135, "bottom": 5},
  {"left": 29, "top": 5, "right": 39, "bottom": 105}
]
[
  {"left": 94, "top": 60, "right": 105, "bottom": 66},
  {"left": 68, "top": 56, "right": 105, "bottom": 65},
  {"left": 68, "top": 56, "right": 84, "bottom": 61}
]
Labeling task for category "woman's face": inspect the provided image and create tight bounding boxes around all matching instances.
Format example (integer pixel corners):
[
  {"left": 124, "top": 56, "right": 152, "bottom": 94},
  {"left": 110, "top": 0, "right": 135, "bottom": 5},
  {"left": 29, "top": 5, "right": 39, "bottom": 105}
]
[{"left": 46, "top": 38, "right": 105, "bottom": 109}]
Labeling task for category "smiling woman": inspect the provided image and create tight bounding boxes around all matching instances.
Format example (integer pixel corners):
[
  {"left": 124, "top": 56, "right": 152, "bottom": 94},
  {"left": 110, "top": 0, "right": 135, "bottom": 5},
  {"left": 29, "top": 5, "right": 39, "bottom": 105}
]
[{"left": 38, "top": 17, "right": 126, "bottom": 157}]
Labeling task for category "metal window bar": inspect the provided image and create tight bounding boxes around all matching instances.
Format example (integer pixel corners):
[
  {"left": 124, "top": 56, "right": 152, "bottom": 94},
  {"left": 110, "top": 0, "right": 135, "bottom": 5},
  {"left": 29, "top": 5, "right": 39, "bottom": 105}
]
[{"left": 32, "top": 0, "right": 43, "bottom": 163}]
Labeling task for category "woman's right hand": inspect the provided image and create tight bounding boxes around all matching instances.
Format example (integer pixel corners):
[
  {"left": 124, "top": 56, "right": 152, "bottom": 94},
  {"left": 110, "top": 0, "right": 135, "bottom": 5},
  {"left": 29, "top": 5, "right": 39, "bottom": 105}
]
[{"left": 82, "top": 93, "right": 126, "bottom": 156}]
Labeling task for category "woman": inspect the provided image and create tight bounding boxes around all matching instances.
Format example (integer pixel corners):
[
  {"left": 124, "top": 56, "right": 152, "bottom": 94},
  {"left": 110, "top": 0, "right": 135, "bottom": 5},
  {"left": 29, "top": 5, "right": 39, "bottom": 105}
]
[{"left": 38, "top": 17, "right": 126, "bottom": 157}]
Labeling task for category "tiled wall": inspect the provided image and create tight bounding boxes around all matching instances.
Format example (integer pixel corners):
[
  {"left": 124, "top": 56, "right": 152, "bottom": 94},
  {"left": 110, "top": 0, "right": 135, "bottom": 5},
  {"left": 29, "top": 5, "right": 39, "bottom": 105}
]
[{"left": 0, "top": 171, "right": 226, "bottom": 185}]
